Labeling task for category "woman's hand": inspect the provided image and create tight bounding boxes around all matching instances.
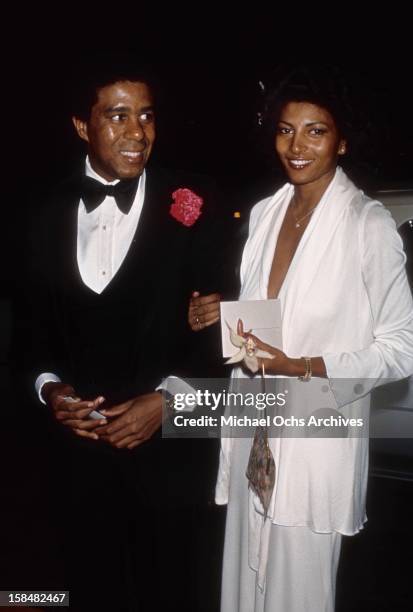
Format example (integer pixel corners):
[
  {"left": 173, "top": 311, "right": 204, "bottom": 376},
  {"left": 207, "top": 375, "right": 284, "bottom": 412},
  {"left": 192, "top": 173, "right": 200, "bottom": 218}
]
[
  {"left": 238, "top": 320, "right": 326, "bottom": 378},
  {"left": 236, "top": 319, "right": 291, "bottom": 375},
  {"left": 188, "top": 291, "right": 221, "bottom": 331},
  {"left": 251, "top": 334, "right": 291, "bottom": 375}
]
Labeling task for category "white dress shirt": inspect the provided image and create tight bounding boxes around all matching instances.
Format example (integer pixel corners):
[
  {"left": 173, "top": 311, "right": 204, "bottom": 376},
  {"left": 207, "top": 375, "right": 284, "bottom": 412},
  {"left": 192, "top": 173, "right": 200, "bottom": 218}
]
[{"left": 78, "top": 157, "right": 146, "bottom": 294}]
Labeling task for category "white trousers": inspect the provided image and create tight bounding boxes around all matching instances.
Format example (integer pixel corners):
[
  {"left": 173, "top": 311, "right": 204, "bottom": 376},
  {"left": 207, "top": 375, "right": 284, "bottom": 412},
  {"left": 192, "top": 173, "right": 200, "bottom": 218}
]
[
  {"left": 220, "top": 439, "right": 343, "bottom": 612},
  {"left": 221, "top": 520, "right": 342, "bottom": 612},
  {"left": 257, "top": 524, "right": 341, "bottom": 612}
]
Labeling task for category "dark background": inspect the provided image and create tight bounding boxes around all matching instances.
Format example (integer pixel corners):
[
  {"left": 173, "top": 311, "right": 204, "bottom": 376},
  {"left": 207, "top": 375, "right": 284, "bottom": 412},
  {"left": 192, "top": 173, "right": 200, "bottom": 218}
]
[
  {"left": 4, "top": 45, "right": 412, "bottom": 293},
  {"left": 9, "top": 54, "right": 413, "bottom": 191},
  {"left": 4, "top": 43, "right": 412, "bottom": 289}
]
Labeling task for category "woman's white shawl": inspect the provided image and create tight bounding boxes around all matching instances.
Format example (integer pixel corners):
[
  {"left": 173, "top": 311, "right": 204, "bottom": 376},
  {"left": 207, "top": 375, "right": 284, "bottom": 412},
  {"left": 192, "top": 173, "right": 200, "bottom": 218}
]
[{"left": 215, "top": 168, "right": 413, "bottom": 588}]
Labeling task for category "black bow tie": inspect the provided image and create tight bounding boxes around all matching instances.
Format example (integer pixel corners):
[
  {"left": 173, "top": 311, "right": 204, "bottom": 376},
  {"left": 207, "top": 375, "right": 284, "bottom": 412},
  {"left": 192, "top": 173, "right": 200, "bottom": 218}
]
[{"left": 80, "top": 176, "right": 138, "bottom": 214}]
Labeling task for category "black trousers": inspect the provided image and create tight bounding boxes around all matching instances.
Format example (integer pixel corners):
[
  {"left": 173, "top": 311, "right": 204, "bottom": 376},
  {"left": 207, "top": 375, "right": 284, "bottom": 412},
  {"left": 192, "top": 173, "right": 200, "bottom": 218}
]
[
  {"left": 56, "top": 434, "right": 225, "bottom": 611},
  {"left": 1, "top": 402, "right": 225, "bottom": 612}
]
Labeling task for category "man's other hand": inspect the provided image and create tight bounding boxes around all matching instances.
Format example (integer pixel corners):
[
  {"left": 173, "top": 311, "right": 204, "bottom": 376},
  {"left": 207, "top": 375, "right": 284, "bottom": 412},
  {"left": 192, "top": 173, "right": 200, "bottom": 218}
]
[
  {"left": 42, "top": 382, "right": 107, "bottom": 440},
  {"left": 97, "top": 392, "right": 162, "bottom": 450}
]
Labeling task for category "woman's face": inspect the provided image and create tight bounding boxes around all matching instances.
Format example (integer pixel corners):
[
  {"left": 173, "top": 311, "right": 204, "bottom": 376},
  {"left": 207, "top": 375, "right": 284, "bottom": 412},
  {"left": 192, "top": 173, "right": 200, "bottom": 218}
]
[{"left": 275, "top": 101, "right": 346, "bottom": 190}]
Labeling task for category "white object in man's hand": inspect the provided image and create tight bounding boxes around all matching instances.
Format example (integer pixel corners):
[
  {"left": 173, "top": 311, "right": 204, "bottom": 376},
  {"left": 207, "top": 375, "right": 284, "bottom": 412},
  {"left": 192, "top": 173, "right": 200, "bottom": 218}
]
[{"left": 62, "top": 396, "right": 106, "bottom": 420}]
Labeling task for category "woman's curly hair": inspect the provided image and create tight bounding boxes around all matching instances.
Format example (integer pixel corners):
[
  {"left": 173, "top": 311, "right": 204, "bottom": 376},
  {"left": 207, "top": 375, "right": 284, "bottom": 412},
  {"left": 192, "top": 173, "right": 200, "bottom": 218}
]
[{"left": 256, "top": 62, "right": 376, "bottom": 185}]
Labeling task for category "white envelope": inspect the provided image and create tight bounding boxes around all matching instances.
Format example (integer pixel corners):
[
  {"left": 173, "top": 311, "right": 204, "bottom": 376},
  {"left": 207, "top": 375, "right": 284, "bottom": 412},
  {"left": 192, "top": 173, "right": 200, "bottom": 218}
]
[{"left": 220, "top": 299, "right": 283, "bottom": 358}]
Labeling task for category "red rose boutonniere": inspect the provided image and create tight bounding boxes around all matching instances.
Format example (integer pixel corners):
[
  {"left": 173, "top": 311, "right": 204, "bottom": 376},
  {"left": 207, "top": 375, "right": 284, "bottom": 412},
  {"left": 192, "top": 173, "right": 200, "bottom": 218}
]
[{"left": 170, "top": 188, "right": 203, "bottom": 227}]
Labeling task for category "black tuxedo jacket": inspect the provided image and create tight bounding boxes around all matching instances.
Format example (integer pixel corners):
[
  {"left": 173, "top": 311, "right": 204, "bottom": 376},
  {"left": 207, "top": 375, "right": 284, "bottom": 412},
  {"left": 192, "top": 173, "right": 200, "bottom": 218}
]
[
  {"left": 16, "top": 164, "right": 227, "bottom": 506},
  {"left": 20, "top": 165, "right": 223, "bottom": 397}
]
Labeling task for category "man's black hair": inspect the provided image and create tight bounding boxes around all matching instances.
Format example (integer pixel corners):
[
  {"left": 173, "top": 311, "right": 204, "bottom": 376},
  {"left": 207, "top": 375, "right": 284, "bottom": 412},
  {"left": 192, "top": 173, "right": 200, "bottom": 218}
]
[{"left": 68, "top": 54, "right": 160, "bottom": 121}]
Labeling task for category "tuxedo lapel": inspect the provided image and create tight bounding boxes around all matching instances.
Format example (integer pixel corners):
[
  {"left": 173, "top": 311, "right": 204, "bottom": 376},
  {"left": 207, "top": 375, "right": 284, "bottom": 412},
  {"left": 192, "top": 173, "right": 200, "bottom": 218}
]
[
  {"left": 123, "top": 167, "right": 172, "bottom": 285},
  {"left": 129, "top": 166, "right": 192, "bottom": 266},
  {"left": 121, "top": 167, "right": 193, "bottom": 339}
]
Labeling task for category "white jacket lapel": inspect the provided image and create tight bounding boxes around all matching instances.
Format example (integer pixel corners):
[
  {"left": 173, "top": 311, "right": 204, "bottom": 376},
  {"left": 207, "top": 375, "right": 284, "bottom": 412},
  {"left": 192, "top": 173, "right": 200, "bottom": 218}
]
[{"left": 279, "top": 168, "right": 360, "bottom": 350}]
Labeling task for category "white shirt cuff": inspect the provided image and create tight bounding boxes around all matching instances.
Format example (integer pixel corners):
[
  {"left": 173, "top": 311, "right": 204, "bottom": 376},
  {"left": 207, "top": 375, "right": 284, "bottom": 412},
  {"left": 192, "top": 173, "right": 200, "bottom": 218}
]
[
  {"left": 156, "top": 376, "right": 197, "bottom": 412},
  {"left": 35, "top": 373, "right": 62, "bottom": 404}
]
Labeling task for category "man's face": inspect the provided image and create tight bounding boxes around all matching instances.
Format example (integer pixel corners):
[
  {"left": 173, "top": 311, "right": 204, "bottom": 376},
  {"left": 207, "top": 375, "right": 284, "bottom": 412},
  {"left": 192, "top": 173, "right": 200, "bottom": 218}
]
[{"left": 73, "top": 80, "right": 155, "bottom": 181}]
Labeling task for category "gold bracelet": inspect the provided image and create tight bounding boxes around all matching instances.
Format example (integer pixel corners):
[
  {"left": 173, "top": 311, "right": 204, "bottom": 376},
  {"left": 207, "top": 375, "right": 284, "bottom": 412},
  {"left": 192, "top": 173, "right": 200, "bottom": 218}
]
[{"left": 298, "top": 357, "right": 312, "bottom": 382}]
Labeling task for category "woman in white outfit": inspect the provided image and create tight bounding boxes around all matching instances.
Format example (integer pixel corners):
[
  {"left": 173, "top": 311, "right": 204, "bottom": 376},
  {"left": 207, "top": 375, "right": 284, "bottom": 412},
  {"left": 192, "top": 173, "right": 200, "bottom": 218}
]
[{"left": 194, "top": 66, "right": 413, "bottom": 611}]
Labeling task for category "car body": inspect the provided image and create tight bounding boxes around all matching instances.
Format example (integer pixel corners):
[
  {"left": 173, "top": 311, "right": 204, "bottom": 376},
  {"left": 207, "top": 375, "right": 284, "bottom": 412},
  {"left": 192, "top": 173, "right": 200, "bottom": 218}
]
[{"left": 370, "top": 189, "right": 413, "bottom": 480}]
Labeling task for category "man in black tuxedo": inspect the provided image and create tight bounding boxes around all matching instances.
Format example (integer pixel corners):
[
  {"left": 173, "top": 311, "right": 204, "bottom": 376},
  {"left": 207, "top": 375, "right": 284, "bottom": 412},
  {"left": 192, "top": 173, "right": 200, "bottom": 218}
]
[{"left": 18, "top": 63, "right": 224, "bottom": 611}]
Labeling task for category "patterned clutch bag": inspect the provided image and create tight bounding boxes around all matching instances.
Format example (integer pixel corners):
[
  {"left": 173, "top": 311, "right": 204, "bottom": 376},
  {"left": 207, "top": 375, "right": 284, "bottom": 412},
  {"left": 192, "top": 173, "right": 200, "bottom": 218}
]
[{"left": 246, "top": 424, "right": 276, "bottom": 518}]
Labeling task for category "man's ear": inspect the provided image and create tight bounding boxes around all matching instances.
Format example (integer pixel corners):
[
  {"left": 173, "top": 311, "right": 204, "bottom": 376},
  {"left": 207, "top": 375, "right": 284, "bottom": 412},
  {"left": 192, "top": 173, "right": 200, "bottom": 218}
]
[{"left": 72, "top": 117, "right": 89, "bottom": 143}]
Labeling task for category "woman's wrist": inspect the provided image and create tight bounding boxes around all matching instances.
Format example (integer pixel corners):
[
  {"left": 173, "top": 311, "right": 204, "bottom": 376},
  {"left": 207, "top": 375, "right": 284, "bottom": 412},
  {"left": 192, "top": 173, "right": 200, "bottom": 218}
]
[
  {"left": 286, "top": 357, "right": 307, "bottom": 377},
  {"left": 285, "top": 356, "right": 327, "bottom": 379}
]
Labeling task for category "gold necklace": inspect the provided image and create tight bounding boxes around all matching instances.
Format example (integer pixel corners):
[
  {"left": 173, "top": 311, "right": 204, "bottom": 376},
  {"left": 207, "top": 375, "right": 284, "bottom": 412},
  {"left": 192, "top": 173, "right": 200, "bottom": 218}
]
[{"left": 291, "top": 197, "right": 319, "bottom": 228}]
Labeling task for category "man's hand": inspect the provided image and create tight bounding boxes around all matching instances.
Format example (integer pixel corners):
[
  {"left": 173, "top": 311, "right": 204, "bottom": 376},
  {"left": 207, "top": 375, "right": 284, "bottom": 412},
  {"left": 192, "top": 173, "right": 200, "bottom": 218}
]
[
  {"left": 97, "top": 392, "right": 163, "bottom": 450},
  {"left": 42, "top": 382, "right": 107, "bottom": 440},
  {"left": 188, "top": 291, "right": 221, "bottom": 331}
]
